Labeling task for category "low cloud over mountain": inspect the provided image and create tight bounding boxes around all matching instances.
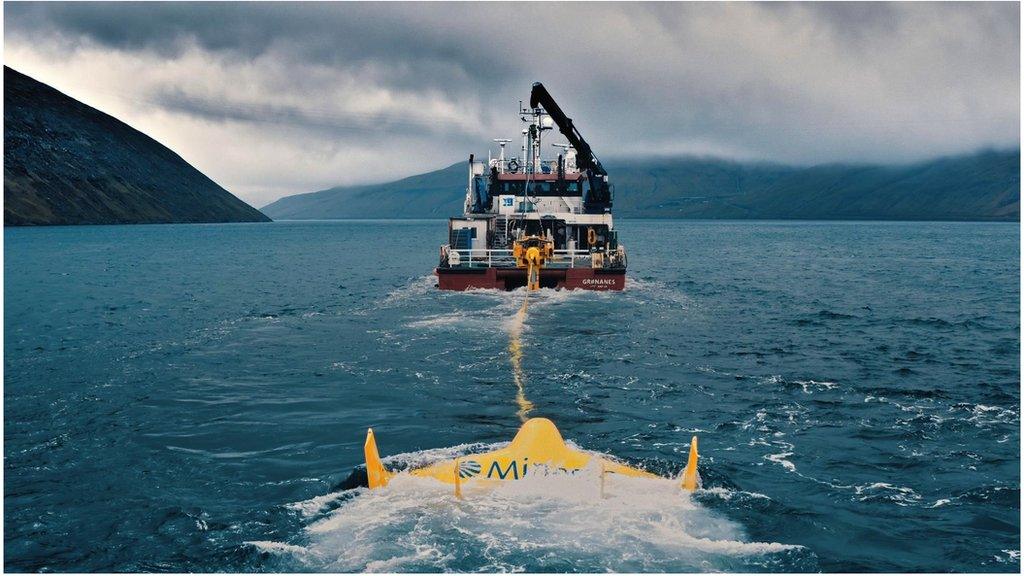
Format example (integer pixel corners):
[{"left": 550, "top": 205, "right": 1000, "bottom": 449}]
[{"left": 5, "top": 3, "right": 1019, "bottom": 206}]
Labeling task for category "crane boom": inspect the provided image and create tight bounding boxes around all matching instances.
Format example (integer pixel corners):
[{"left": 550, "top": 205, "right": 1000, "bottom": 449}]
[{"left": 529, "top": 82, "right": 611, "bottom": 213}]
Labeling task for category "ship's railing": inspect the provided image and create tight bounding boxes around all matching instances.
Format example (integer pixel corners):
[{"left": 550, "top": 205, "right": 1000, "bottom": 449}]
[
  {"left": 444, "top": 248, "right": 517, "bottom": 268},
  {"left": 439, "top": 246, "right": 624, "bottom": 269},
  {"left": 488, "top": 158, "right": 575, "bottom": 175}
]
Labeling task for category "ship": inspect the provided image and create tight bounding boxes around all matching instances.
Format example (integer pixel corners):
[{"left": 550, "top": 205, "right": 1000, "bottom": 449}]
[{"left": 435, "top": 83, "right": 626, "bottom": 291}]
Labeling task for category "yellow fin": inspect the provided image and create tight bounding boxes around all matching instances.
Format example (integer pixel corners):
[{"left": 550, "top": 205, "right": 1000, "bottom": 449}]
[
  {"left": 364, "top": 428, "right": 392, "bottom": 489},
  {"left": 680, "top": 435, "right": 699, "bottom": 491},
  {"left": 454, "top": 458, "right": 463, "bottom": 499}
]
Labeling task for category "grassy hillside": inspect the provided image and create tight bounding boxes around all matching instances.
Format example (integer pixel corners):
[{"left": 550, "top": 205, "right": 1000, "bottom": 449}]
[
  {"left": 612, "top": 151, "right": 1019, "bottom": 220},
  {"left": 263, "top": 151, "right": 1019, "bottom": 222},
  {"left": 262, "top": 162, "right": 467, "bottom": 220},
  {"left": 4, "top": 66, "right": 270, "bottom": 226}
]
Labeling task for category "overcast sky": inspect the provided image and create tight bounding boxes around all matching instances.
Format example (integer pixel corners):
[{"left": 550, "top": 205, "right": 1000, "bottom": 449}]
[{"left": 5, "top": 2, "right": 1019, "bottom": 207}]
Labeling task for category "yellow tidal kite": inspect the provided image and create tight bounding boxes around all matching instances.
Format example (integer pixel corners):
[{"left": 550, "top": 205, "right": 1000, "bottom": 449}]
[{"left": 363, "top": 417, "right": 700, "bottom": 494}]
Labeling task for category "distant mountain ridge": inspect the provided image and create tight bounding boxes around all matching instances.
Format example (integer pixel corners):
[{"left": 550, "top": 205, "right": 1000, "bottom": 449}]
[
  {"left": 262, "top": 150, "right": 1019, "bottom": 222},
  {"left": 4, "top": 66, "right": 269, "bottom": 226}
]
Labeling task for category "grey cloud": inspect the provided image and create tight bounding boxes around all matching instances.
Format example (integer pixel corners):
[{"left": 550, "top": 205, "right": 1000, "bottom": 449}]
[
  {"left": 5, "top": 2, "right": 518, "bottom": 89},
  {"left": 150, "top": 85, "right": 485, "bottom": 148},
  {"left": 4, "top": 2, "right": 1019, "bottom": 206}
]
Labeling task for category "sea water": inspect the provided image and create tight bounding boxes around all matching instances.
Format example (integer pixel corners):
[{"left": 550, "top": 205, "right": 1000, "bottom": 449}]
[{"left": 4, "top": 220, "right": 1019, "bottom": 572}]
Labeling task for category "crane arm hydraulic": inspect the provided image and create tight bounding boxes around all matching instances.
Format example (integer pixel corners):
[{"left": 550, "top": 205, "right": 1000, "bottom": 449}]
[
  {"left": 529, "top": 82, "right": 611, "bottom": 213},
  {"left": 529, "top": 83, "right": 606, "bottom": 177}
]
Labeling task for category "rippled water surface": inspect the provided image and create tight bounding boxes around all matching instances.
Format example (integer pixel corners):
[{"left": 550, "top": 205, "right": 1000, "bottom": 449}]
[{"left": 5, "top": 220, "right": 1020, "bottom": 572}]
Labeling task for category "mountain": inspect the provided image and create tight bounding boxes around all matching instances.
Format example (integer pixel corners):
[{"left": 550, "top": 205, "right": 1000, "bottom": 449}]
[
  {"left": 262, "top": 151, "right": 1019, "bottom": 222},
  {"left": 4, "top": 66, "right": 270, "bottom": 226},
  {"left": 262, "top": 162, "right": 467, "bottom": 220}
]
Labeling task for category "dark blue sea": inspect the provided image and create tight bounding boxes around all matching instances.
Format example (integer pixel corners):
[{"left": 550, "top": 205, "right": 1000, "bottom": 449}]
[{"left": 4, "top": 220, "right": 1020, "bottom": 572}]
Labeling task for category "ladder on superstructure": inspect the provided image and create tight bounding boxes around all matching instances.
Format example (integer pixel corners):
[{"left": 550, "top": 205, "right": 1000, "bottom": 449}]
[{"left": 493, "top": 216, "right": 511, "bottom": 248}]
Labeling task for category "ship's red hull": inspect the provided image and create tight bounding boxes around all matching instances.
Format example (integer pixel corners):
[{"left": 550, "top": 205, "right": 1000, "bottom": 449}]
[{"left": 435, "top": 267, "right": 626, "bottom": 291}]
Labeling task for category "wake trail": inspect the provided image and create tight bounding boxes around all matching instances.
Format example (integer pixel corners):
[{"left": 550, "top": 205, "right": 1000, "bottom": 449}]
[{"left": 508, "top": 296, "right": 534, "bottom": 422}]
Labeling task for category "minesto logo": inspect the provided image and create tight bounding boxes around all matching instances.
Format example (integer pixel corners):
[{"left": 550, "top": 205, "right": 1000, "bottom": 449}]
[
  {"left": 581, "top": 278, "right": 616, "bottom": 286},
  {"left": 459, "top": 460, "right": 482, "bottom": 478},
  {"left": 482, "top": 459, "right": 584, "bottom": 480},
  {"left": 487, "top": 460, "right": 523, "bottom": 479}
]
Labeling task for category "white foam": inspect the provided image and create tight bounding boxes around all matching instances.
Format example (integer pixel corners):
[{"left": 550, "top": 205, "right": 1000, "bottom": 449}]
[
  {"left": 623, "top": 277, "right": 693, "bottom": 308},
  {"left": 404, "top": 313, "right": 468, "bottom": 329},
  {"left": 280, "top": 448, "right": 803, "bottom": 572},
  {"left": 245, "top": 540, "right": 318, "bottom": 559},
  {"left": 852, "top": 482, "right": 922, "bottom": 506},
  {"left": 379, "top": 275, "right": 438, "bottom": 307},
  {"left": 702, "top": 487, "right": 773, "bottom": 502},
  {"left": 793, "top": 380, "right": 839, "bottom": 394},
  {"left": 996, "top": 549, "right": 1021, "bottom": 564},
  {"left": 286, "top": 489, "right": 358, "bottom": 518},
  {"left": 962, "top": 403, "right": 1019, "bottom": 425},
  {"left": 766, "top": 451, "right": 797, "bottom": 472},
  {"left": 381, "top": 441, "right": 508, "bottom": 471}
]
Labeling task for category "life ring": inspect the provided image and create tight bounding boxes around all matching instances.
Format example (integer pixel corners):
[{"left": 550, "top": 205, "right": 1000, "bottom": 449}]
[
  {"left": 587, "top": 227, "right": 597, "bottom": 245},
  {"left": 507, "top": 159, "right": 519, "bottom": 173}
]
